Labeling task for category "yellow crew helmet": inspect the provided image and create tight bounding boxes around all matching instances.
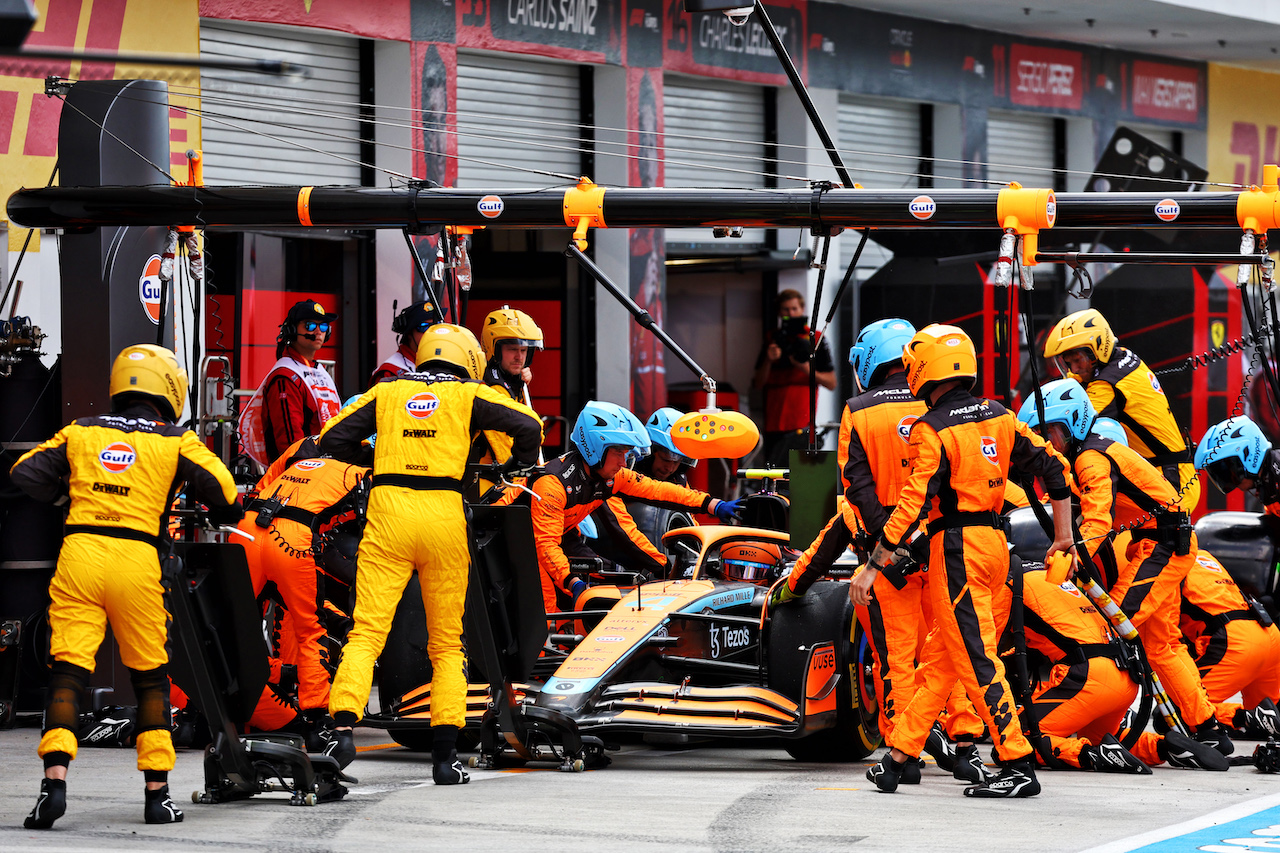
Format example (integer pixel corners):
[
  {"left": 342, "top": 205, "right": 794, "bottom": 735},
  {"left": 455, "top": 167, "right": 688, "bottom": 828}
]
[
  {"left": 108, "top": 344, "right": 188, "bottom": 421},
  {"left": 1043, "top": 309, "right": 1117, "bottom": 371},
  {"left": 416, "top": 323, "right": 485, "bottom": 379},
  {"left": 481, "top": 306, "right": 544, "bottom": 365},
  {"left": 903, "top": 324, "right": 977, "bottom": 398}
]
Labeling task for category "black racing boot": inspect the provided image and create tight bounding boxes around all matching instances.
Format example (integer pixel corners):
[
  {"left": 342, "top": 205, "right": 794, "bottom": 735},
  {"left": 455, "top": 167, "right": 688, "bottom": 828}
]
[
  {"left": 963, "top": 757, "right": 1041, "bottom": 798},
  {"left": 922, "top": 724, "right": 958, "bottom": 773},
  {"left": 866, "top": 753, "right": 906, "bottom": 793},
  {"left": 1081, "top": 734, "right": 1151, "bottom": 774},
  {"left": 143, "top": 785, "right": 184, "bottom": 824},
  {"left": 952, "top": 743, "right": 996, "bottom": 784},
  {"left": 1194, "top": 718, "right": 1236, "bottom": 756},
  {"left": 432, "top": 725, "right": 470, "bottom": 786},
  {"left": 321, "top": 727, "right": 356, "bottom": 770},
  {"left": 24, "top": 778, "right": 67, "bottom": 830},
  {"left": 899, "top": 756, "right": 925, "bottom": 785},
  {"left": 1160, "top": 730, "right": 1230, "bottom": 771},
  {"left": 1240, "top": 699, "right": 1280, "bottom": 740}
]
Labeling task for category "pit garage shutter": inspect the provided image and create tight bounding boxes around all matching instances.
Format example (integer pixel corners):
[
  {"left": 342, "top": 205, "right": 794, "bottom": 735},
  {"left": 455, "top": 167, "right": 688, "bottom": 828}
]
[
  {"left": 663, "top": 75, "right": 766, "bottom": 246},
  {"left": 838, "top": 94, "right": 921, "bottom": 270},
  {"left": 199, "top": 20, "right": 363, "bottom": 186},
  {"left": 455, "top": 52, "right": 582, "bottom": 189},
  {"left": 986, "top": 110, "right": 1055, "bottom": 189}
]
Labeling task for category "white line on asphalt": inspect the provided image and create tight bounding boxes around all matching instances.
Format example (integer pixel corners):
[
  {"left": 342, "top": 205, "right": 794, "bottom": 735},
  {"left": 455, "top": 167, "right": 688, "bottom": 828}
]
[{"left": 1080, "top": 792, "right": 1280, "bottom": 853}]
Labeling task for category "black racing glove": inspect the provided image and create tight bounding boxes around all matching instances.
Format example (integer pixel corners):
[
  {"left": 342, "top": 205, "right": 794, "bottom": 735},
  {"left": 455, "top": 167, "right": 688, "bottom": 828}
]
[
  {"left": 205, "top": 498, "right": 245, "bottom": 527},
  {"left": 502, "top": 458, "right": 539, "bottom": 479}
]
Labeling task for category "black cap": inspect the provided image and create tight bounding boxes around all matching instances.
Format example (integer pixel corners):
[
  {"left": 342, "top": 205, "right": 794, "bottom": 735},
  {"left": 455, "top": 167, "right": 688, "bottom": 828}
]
[
  {"left": 393, "top": 300, "right": 436, "bottom": 334},
  {"left": 285, "top": 299, "right": 337, "bottom": 325}
]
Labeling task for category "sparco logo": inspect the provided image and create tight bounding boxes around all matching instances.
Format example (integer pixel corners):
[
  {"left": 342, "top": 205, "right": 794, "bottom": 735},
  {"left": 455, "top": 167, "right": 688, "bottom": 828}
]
[
  {"left": 477, "top": 195, "right": 505, "bottom": 218},
  {"left": 99, "top": 443, "right": 137, "bottom": 473},
  {"left": 710, "top": 624, "right": 751, "bottom": 658},
  {"left": 1154, "top": 199, "right": 1180, "bottom": 222},
  {"left": 980, "top": 436, "right": 999, "bottom": 464},
  {"left": 405, "top": 392, "right": 440, "bottom": 419},
  {"left": 908, "top": 195, "right": 936, "bottom": 220}
]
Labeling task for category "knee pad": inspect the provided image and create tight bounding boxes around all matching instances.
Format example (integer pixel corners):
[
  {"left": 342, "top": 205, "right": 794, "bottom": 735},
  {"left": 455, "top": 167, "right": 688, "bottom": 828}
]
[
  {"left": 44, "top": 660, "right": 91, "bottom": 735},
  {"left": 129, "top": 665, "right": 172, "bottom": 734}
]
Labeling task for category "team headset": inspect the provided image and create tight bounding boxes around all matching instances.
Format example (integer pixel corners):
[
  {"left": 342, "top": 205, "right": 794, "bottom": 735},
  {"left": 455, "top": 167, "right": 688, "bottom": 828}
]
[{"left": 390, "top": 300, "right": 434, "bottom": 343}]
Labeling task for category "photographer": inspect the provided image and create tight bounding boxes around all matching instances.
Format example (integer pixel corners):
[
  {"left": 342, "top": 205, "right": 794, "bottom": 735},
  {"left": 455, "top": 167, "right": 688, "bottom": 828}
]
[{"left": 752, "top": 289, "right": 835, "bottom": 463}]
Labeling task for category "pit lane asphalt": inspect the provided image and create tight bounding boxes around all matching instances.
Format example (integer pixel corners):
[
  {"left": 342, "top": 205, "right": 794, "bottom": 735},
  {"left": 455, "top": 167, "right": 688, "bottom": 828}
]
[{"left": 3, "top": 726, "right": 1278, "bottom": 852}]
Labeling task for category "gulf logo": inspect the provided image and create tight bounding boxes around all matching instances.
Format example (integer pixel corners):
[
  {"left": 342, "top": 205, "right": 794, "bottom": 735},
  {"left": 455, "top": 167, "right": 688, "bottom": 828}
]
[
  {"left": 896, "top": 415, "right": 917, "bottom": 443},
  {"left": 1148, "top": 371, "right": 1162, "bottom": 392},
  {"left": 294, "top": 459, "right": 325, "bottom": 471},
  {"left": 138, "top": 254, "right": 163, "bottom": 325},
  {"left": 99, "top": 442, "right": 137, "bottom": 473},
  {"left": 1154, "top": 198, "right": 1180, "bottom": 222},
  {"left": 1059, "top": 583, "right": 1083, "bottom": 598},
  {"left": 1045, "top": 191, "right": 1057, "bottom": 226},
  {"left": 477, "top": 195, "right": 504, "bottom": 219},
  {"left": 908, "top": 195, "right": 936, "bottom": 220},
  {"left": 405, "top": 392, "right": 440, "bottom": 419},
  {"left": 980, "top": 436, "right": 999, "bottom": 464}
]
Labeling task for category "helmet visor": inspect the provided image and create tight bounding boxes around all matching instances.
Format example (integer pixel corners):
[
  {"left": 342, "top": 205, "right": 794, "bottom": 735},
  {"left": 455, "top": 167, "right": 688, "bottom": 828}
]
[
  {"left": 723, "top": 558, "right": 772, "bottom": 583},
  {"left": 1204, "top": 457, "right": 1249, "bottom": 494},
  {"left": 655, "top": 446, "right": 695, "bottom": 467}
]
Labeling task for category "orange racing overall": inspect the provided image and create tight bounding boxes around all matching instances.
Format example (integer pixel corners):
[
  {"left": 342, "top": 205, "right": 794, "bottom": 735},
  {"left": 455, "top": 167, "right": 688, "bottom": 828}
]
[{"left": 878, "top": 388, "right": 1071, "bottom": 763}]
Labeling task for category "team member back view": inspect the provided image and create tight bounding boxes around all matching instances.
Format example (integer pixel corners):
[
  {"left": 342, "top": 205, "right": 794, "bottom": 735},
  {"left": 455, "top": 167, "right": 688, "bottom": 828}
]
[
  {"left": 318, "top": 324, "right": 542, "bottom": 785},
  {"left": 852, "top": 325, "right": 1076, "bottom": 798},
  {"left": 11, "top": 344, "right": 242, "bottom": 828}
]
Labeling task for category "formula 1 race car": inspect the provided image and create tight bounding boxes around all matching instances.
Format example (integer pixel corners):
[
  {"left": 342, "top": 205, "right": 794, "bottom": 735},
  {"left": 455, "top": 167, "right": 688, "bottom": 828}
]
[{"left": 462, "top": 515, "right": 881, "bottom": 770}]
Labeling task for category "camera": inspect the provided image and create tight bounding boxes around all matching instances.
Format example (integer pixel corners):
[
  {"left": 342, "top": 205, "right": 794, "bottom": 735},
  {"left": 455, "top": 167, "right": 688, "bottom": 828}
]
[{"left": 774, "top": 316, "right": 813, "bottom": 363}]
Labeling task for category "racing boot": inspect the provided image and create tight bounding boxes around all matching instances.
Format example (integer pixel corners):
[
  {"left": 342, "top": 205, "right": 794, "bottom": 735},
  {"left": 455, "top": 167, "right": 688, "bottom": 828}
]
[
  {"left": 1253, "top": 739, "right": 1280, "bottom": 774},
  {"left": 1160, "top": 730, "right": 1230, "bottom": 771},
  {"left": 143, "top": 785, "right": 184, "bottom": 824},
  {"left": 432, "top": 725, "right": 470, "bottom": 786},
  {"left": 866, "top": 752, "right": 906, "bottom": 793},
  {"left": 1080, "top": 734, "right": 1151, "bottom": 774},
  {"left": 952, "top": 743, "right": 996, "bottom": 784},
  {"left": 320, "top": 726, "right": 356, "bottom": 770},
  {"left": 899, "top": 757, "right": 925, "bottom": 785},
  {"left": 1237, "top": 699, "right": 1280, "bottom": 740},
  {"left": 1194, "top": 718, "right": 1235, "bottom": 756},
  {"left": 962, "top": 756, "right": 1041, "bottom": 798},
  {"left": 24, "top": 778, "right": 67, "bottom": 830},
  {"left": 923, "top": 724, "right": 958, "bottom": 773}
]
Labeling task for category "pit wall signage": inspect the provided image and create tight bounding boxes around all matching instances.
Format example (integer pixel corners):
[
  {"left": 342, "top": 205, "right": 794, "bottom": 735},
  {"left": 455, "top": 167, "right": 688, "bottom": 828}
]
[{"left": 1207, "top": 63, "right": 1280, "bottom": 188}]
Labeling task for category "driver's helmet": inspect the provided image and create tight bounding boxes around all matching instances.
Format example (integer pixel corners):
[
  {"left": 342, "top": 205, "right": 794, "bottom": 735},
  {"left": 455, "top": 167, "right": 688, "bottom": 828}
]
[{"left": 721, "top": 542, "right": 786, "bottom": 585}]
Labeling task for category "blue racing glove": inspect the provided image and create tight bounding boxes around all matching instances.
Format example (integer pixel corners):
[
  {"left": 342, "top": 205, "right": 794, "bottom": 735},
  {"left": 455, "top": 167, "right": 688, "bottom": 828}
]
[
  {"left": 714, "top": 498, "right": 744, "bottom": 523},
  {"left": 567, "top": 578, "right": 588, "bottom": 601}
]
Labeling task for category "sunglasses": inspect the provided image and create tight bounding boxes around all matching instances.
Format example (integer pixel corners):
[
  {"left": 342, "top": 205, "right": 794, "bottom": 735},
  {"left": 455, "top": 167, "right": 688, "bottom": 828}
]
[
  {"left": 414, "top": 321, "right": 431, "bottom": 332},
  {"left": 303, "top": 322, "right": 331, "bottom": 334}
]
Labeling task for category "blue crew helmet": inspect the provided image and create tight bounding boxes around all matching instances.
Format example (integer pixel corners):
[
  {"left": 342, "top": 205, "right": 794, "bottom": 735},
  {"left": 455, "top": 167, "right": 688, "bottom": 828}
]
[
  {"left": 1091, "top": 417, "right": 1128, "bottom": 447},
  {"left": 342, "top": 394, "right": 377, "bottom": 447},
  {"left": 645, "top": 407, "right": 696, "bottom": 468},
  {"left": 1016, "top": 378, "right": 1096, "bottom": 443},
  {"left": 1195, "top": 416, "right": 1272, "bottom": 494},
  {"left": 848, "top": 318, "right": 916, "bottom": 391},
  {"left": 571, "top": 401, "right": 651, "bottom": 467}
]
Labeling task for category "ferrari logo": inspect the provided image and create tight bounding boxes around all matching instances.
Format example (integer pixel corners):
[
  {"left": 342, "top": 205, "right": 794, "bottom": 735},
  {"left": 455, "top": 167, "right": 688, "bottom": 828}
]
[{"left": 1211, "top": 320, "right": 1225, "bottom": 350}]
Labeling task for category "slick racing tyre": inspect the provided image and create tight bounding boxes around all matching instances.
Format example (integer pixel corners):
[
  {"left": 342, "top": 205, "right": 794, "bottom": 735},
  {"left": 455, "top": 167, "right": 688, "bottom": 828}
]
[{"left": 768, "top": 581, "right": 880, "bottom": 761}]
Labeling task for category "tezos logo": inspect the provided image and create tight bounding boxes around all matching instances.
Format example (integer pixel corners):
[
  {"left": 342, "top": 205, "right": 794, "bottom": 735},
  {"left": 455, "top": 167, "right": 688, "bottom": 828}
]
[
  {"left": 1147, "top": 371, "right": 1162, "bottom": 392},
  {"left": 908, "top": 195, "right": 936, "bottom": 220},
  {"left": 980, "top": 436, "right": 999, "bottom": 464},
  {"left": 896, "top": 415, "right": 917, "bottom": 443},
  {"left": 405, "top": 392, "right": 440, "bottom": 419},
  {"left": 295, "top": 459, "right": 325, "bottom": 470},
  {"left": 99, "top": 442, "right": 137, "bottom": 473},
  {"left": 139, "top": 255, "right": 163, "bottom": 325},
  {"left": 1154, "top": 199, "right": 1180, "bottom": 222},
  {"left": 477, "top": 195, "right": 505, "bottom": 219}
]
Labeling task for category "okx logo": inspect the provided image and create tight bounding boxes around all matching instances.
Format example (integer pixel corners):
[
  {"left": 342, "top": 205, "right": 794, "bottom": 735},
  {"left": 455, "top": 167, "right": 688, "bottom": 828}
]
[
  {"left": 139, "top": 255, "right": 163, "bottom": 325},
  {"left": 99, "top": 442, "right": 137, "bottom": 473},
  {"left": 981, "top": 436, "right": 999, "bottom": 464}
]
